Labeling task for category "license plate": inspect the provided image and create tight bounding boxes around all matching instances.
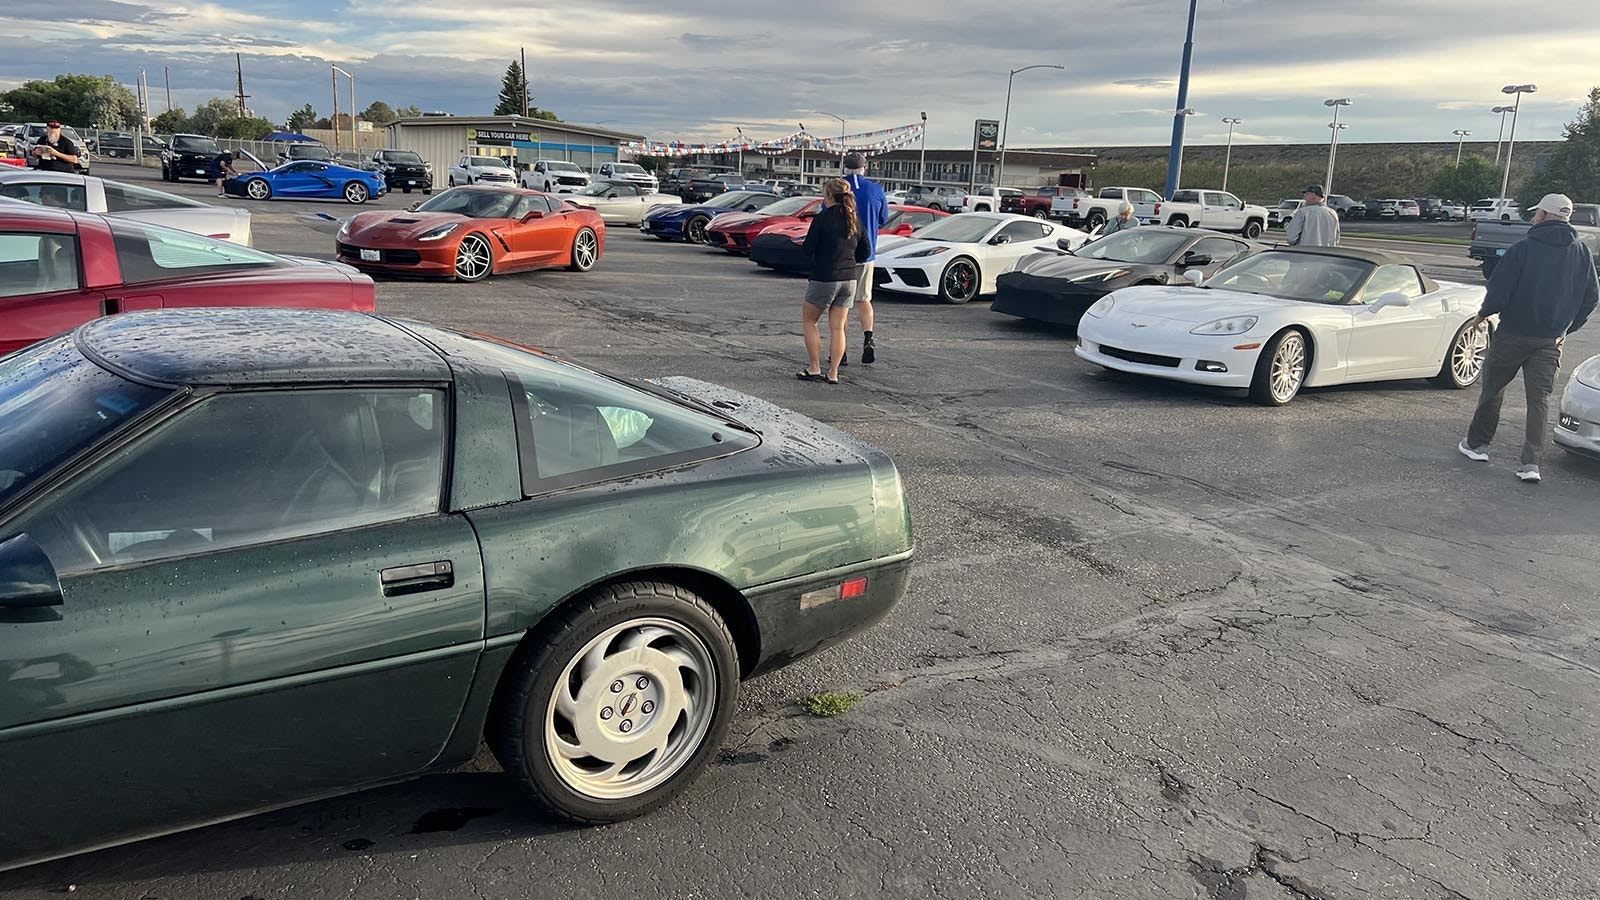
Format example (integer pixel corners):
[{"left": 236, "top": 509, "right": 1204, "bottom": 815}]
[
  {"left": 407, "top": 180, "right": 416, "bottom": 185},
  {"left": 194, "top": 169, "right": 206, "bottom": 175},
  {"left": 359, "top": 249, "right": 381, "bottom": 261},
  {"left": 1496, "top": 248, "right": 1506, "bottom": 256}
]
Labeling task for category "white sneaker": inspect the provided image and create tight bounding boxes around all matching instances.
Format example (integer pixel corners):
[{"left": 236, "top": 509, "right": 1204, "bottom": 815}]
[
  {"left": 1516, "top": 465, "right": 1541, "bottom": 483},
  {"left": 1458, "top": 440, "right": 1489, "bottom": 462}
]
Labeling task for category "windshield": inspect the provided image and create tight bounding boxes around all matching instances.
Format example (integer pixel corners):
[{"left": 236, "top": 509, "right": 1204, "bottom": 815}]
[
  {"left": 417, "top": 188, "right": 519, "bottom": 218},
  {"left": 546, "top": 161, "right": 581, "bottom": 172},
  {"left": 611, "top": 163, "right": 646, "bottom": 175},
  {"left": 290, "top": 145, "right": 331, "bottom": 159},
  {"left": 0, "top": 339, "right": 171, "bottom": 508},
  {"left": 705, "top": 191, "right": 760, "bottom": 209},
  {"left": 910, "top": 215, "right": 1000, "bottom": 243},
  {"left": 173, "top": 136, "right": 220, "bottom": 154},
  {"left": 469, "top": 156, "right": 505, "bottom": 168},
  {"left": 761, "top": 197, "right": 814, "bottom": 216},
  {"left": 1080, "top": 229, "right": 1195, "bottom": 263},
  {"left": 1208, "top": 252, "right": 1371, "bottom": 304},
  {"left": 381, "top": 151, "right": 424, "bottom": 164},
  {"left": 575, "top": 182, "right": 617, "bottom": 196}
]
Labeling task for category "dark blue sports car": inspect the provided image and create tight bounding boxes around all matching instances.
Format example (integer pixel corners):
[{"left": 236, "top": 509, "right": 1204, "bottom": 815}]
[
  {"left": 225, "top": 150, "right": 388, "bottom": 205},
  {"left": 641, "top": 190, "right": 782, "bottom": 243}
]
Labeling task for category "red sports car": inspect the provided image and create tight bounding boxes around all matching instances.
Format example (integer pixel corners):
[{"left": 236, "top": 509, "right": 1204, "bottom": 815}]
[
  {"left": 0, "top": 204, "right": 374, "bottom": 356},
  {"left": 705, "top": 196, "right": 823, "bottom": 255},
  {"left": 336, "top": 185, "right": 604, "bottom": 282},
  {"left": 747, "top": 204, "right": 950, "bottom": 272}
]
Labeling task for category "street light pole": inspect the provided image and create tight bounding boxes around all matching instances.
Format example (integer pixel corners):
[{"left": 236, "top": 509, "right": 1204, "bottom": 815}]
[
  {"left": 918, "top": 111, "right": 927, "bottom": 187},
  {"left": 1452, "top": 129, "right": 1471, "bottom": 166},
  {"left": 818, "top": 111, "right": 845, "bottom": 173},
  {"left": 1323, "top": 98, "right": 1352, "bottom": 195},
  {"left": 735, "top": 125, "right": 744, "bottom": 177},
  {"left": 1491, "top": 105, "right": 1514, "bottom": 165},
  {"left": 1498, "top": 84, "right": 1537, "bottom": 200},
  {"left": 999, "top": 63, "right": 1064, "bottom": 201},
  {"left": 1164, "top": 0, "right": 1199, "bottom": 199},
  {"left": 797, "top": 121, "right": 806, "bottom": 187},
  {"left": 1220, "top": 116, "right": 1242, "bottom": 192}
]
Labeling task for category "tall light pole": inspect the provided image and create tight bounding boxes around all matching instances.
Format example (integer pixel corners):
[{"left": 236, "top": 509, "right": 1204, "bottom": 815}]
[
  {"left": 1167, "top": 107, "right": 1199, "bottom": 192},
  {"left": 1164, "top": 0, "right": 1199, "bottom": 199},
  {"left": 1452, "top": 129, "right": 1471, "bottom": 166},
  {"left": 1491, "top": 105, "right": 1514, "bottom": 165},
  {"left": 918, "top": 111, "right": 927, "bottom": 187},
  {"left": 817, "top": 111, "right": 845, "bottom": 173},
  {"left": 1220, "top": 117, "right": 1242, "bottom": 192},
  {"left": 797, "top": 121, "right": 806, "bottom": 186},
  {"left": 332, "top": 65, "right": 355, "bottom": 153},
  {"left": 735, "top": 125, "right": 745, "bottom": 176},
  {"left": 999, "top": 63, "right": 1064, "bottom": 199},
  {"left": 1498, "top": 84, "right": 1536, "bottom": 200},
  {"left": 1323, "top": 98, "right": 1352, "bottom": 194}
]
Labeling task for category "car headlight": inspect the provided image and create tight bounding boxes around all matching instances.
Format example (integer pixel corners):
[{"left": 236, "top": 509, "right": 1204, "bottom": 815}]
[
  {"left": 1190, "top": 316, "right": 1258, "bottom": 335},
  {"left": 1077, "top": 269, "right": 1129, "bottom": 283},
  {"left": 337, "top": 218, "right": 352, "bottom": 237},
  {"left": 418, "top": 223, "right": 460, "bottom": 241},
  {"left": 901, "top": 245, "right": 949, "bottom": 259},
  {"left": 1086, "top": 296, "right": 1115, "bottom": 318}
]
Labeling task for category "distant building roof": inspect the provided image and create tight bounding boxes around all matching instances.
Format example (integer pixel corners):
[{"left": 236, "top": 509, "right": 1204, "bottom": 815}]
[{"left": 387, "top": 116, "right": 645, "bottom": 142}]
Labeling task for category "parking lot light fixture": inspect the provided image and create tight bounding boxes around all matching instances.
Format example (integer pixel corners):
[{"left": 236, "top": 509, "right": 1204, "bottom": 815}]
[
  {"left": 999, "top": 64, "right": 1064, "bottom": 199},
  {"left": 1491, "top": 104, "right": 1515, "bottom": 165},
  {"left": 1452, "top": 129, "right": 1471, "bottom": 166},
  {"left": 919, "top": 111, "right": 927, "bottom": 187},
  {"left": 798, "top": 122, "right": 806, "bottom": 186},
  {"left": 817, "top": 111, "right": 845, "bottom": 172},
  {"left": 1498, "top": 84, "right": 1537, "bottom": 200},
  {"left": 1220, "top": 117, "right": 1242, "bottom": 192},
  {"left": 1323, "top": 98, "right": 1352, "bottom": 195}
]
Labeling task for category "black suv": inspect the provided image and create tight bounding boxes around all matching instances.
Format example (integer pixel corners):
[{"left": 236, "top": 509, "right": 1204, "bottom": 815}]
[
  {"left": 1411, "top": 198, "right": 1446, "bottom": 221},
  {"left": 161, "top": 134, "right": 224, "bottom": 182},
  {"left": 370, "top": 149, "right": 433, "bottom": 194},
  {"left": 95, "top": 132, "right": 166, "bottom": 159}
]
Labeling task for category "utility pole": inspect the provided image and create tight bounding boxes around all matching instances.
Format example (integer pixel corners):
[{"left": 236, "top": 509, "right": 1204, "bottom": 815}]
[
  {"left": 163, "top": 66, "right": 171, "bottom": 112},
  {"left": 520, "top": 48, "right": 529, "bottom": 117},
  {"left": 1163, "top": 0, "right": 1199, "bottom": 199},
  {"left": 330, "top": 66, "right": 339, "bottom": 152},
  {"left": 234, "top": 53, "right": 248, "bottom": 118},
  {"left": 1220, "top": 117, "right": 1242, "bottom": 192}
]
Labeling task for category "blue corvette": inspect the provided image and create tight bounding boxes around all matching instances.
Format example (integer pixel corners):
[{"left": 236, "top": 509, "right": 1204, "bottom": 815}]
[
  {"left": 641, "top": 190, "right": 781, "bottom": 243},
  {"left": 225, "top": 150, "right": 388, "bottom": 205}
]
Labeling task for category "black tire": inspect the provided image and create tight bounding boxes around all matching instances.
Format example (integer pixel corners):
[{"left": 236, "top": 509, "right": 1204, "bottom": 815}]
[
  {"left": 685, "top": 215, "right": 710, "bottom": 244},
  {"left": 974, "top": 204, "right": 990, "bottom": 213},
  {"left": 424, "top": 189, "right": 433, "bottom": 195},
  {"left": 929, "top": 202, "right": 944, "bottom": 212},
  {"left": 1249, "top": 328, "right": 1310, "bottom": 406},
  {"left": 1481, "top": 258, "right": 1497, "bottom": 278},
  {"left": 568, "top": 227, "right": 599, "bottom": 272},
  {"left": 487, "top": 581, "right": 739, "bottom": 824},
  {"left": 1086, "top": 212, "right": 1107, "bottom": 231},
  {"left": 1500, "top": 214, "right": 1510, "bottom": 221},
  {"left": 938, "top": 257, "right": 981, "bottom": 304},
  {"left": 1243, "top": 219, "right": 1264, "bottom": 239},
  {"left": 1432, "top": 319, "right": 1490, "bottom": 389},
  {"left": 403, "top": 188, "right": 412, "bottom": 194},
  {"left": 1168, "top": 216, "right": 1189, "bottom": 228},
  {"left": 1032, "top": 209, "right": 1049, "bottom": 220}
]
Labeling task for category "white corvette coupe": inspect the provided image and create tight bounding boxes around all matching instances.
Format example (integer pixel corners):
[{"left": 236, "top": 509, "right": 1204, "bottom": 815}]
[
  {"left": 872, "top": 212, "right": 1090, "bottom": 303},
  {"left": 1075, "top": 247, "right": 1492, "bottom": 405}
]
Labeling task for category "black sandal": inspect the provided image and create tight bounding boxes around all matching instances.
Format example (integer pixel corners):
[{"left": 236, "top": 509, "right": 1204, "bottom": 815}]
[
  {"left": 796, "top": 371, "right": 825, "bottom": 382},
  {"left": 823, "top": 374, "right": 840, "bottom": 385}
]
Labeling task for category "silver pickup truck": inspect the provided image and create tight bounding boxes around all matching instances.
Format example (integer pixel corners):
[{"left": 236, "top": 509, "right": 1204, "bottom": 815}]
[{"left": 1468, "top": 203, "right": 1600, "bottom": 276}]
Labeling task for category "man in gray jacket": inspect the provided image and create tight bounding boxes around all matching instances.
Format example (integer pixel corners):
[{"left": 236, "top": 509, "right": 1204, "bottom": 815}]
[
  {"left": 1459, "top": 193, "right": 1600, "bottom": 483},
  {"left": 1285, "top": 184, "right": 1340, "bottom": 247}
]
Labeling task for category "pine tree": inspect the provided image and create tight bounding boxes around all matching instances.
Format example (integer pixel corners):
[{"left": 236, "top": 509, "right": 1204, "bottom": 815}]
[
  {"left": 286, "top": 103, "right": 316, "bottom": 133},
  {"left": 494, "top": 61, "right": 525, "bottom": 116}
]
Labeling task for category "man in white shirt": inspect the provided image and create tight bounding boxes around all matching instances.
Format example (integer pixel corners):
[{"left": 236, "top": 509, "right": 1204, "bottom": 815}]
[{"left": 1286, "top": 184, "right": 1340, "bottom": 247}]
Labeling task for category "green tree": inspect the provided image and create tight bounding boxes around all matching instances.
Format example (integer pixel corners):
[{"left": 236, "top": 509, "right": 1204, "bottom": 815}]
[
  {"left": 150, "top": 108, "right": 189, "bottom": 135},
  {"left": 359, "top": 100, "right": 396, "bottom": 125},
  {"left": 394, "top": 104, "right": 422, "bottom": 119},
  {"left": 0, "top": 74, "right": 139, "bottom": 128},
  {"left": 286, "top": 103, "right": 317, "bottom": 133},
  {"left": 1519, "top": 86, "right": 1600, "bottom": 211},
  {"left": 1428, "top": 156, "right": 1501, "bottom": 203},
  {"left": 215, "top": 116, "right": 274, "bottom": 140},
  {"left": 494, "top": 60, "right": 526, "bottom": 116},
  {"left": 187, "top": 97, "right": 243, "bottom": 135}
]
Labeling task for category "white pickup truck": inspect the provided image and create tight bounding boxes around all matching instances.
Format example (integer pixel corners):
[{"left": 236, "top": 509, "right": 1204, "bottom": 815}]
[
  {"left": 1051, "top": 186, "right": 1164, "bottom": 230},
  {"left": 1148, "top": 189, "right": 1269, "bottom": 238}
]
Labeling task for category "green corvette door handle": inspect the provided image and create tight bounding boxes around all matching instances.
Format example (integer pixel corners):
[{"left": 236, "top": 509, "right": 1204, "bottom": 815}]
[{"left": 379, "top": 560, "right": 454, "bottom": 597}]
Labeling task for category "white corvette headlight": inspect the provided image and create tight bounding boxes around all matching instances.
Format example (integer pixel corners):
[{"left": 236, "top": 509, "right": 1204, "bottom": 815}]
[
  {"left": 1190, "top": 316, "right": 1259, "bottom": 335},
  {"left": 901, "top": 245, "right": 949, "bottom": 259},
  {"left": 1086, "top": 296, "right": 1115, "bottom": 318}
]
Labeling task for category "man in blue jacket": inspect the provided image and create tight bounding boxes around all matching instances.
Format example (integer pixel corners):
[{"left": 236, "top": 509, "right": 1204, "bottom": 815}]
[
  {"left": 843, "top": 152, "right": 888, "bottom": 364},
  {"left": 1459, "top": 193, "right": 1599, "bottom": 483}
]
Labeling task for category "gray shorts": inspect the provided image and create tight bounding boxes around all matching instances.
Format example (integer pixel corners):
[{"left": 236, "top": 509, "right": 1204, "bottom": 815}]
[
  {"left": 855, "top": 263, "right": 874, "bottom": 304},
  {"left": 805, "top": 279, "right": 857, "bottom": 310}
]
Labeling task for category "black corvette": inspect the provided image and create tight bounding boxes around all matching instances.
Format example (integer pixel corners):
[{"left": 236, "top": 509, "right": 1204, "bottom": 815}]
[{"left": 991, "top": 226, "right": 1262, "bottom": 326}]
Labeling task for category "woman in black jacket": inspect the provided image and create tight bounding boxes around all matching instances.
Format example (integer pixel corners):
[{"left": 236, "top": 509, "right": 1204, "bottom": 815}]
[{"left": 798, "top": 178, "right": 873, "bottom": 384}]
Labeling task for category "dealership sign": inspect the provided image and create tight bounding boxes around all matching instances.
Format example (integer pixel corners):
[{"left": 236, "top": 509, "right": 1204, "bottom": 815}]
[
  {"left": 469, "top": 128, "right": 536, "bottom": 145},
  {"left": 973, "top": 120, "right": 1000, "bottom": 152}
]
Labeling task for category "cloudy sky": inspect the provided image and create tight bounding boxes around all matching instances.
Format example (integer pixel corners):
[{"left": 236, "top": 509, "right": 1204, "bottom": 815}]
[{"left": 2, "top": 0, "right": 1595, "bottom": 148}]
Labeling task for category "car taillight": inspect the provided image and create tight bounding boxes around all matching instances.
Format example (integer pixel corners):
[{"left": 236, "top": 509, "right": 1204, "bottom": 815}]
[{"left": 1154, "top": 203, "right": 1162, "bottom": 215}]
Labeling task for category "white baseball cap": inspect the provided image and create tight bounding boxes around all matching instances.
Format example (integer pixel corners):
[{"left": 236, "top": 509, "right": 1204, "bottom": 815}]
[{"left": 1530, "top": 193, "right": 1574, "bottom": 217}]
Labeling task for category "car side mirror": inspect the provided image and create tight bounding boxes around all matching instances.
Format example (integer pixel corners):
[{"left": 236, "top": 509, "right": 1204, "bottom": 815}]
[
  {"left": 989, "top": 234, "right": 1013, "bottom": 245},
  {"left": 1371, "top": 291, "right": 1411, "bottom": 311},
  {"left": 606, "top": 193, "right": 618, "bottom": 199},
  {"left": 522, "top": 210, "right": 545, "bottom": 221},
  {"left": 1179, "top": 252, "right": 1212, "bottom": 267},
  {"left": 1184, "top": 270, "right": 1206, "bottom": 287},
  {"left": 745, "top": 205, "right": 758, "bottom": 212},
  {"left": 0, "top": 533, "right": 64, "bottom": 608}
]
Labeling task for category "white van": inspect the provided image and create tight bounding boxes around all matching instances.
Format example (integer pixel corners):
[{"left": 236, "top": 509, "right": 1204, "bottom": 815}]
[{"left": 1469, "top": 198, "right": 1522, "bottom": 222}]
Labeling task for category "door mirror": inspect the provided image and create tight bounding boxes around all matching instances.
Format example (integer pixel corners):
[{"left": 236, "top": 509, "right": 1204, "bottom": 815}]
[
  {"left": 744, "top": 204, "right": 759, "bottom": 212},
  {"left": 1371, "top": 291, "right": 1412, "bottom": 310},
  {"left": 0, "top": 533, "right": 64, "bottom": 608},
  {"left": 1184, "top": 270, "right": 1206, "bottom": 287},
  {"left": 1178, "top": 252, "right": 1212, "bottom": 268},
  {"left": 1056, "top": 237, "right": 1078, "bottom": 252},
  {"left": 522, "top": 210, "right": 545, "bottom": 221},
  {"left": 989, "top": 234, "right": 1013, "bottom": 245}
]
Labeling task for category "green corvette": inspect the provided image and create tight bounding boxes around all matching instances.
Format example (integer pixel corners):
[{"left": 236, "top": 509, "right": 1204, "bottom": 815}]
[{"left": 0, "top": 308, "right": 913, "bottom": 871}]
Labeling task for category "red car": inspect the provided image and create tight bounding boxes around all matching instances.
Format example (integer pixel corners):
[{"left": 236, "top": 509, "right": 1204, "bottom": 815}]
[
  {"left": 336, "top": 185, "right": 604, "bottom": 282},
  {"left": 705, "top": 196, "right": 824, "bottom": 255},
  {"left": 747, "top": 204, "right": 950, "bottom": 272},
  {"left": 0, "top": 204, "right": 374, "bottom": 356}
]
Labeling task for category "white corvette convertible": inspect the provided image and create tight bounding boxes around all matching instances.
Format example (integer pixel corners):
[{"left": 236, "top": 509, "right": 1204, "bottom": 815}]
[
  {"left": 872, "top": 212, "right": 1090, "bottom": 303},
  {"left": 1075, "top": 247, "right": 1492, "bottom": 405}
]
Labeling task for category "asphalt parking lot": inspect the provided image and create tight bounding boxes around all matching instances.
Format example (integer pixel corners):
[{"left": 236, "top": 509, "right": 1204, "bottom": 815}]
[{"left": 4, "top": 162, "right": 1597, "bottom": 900}]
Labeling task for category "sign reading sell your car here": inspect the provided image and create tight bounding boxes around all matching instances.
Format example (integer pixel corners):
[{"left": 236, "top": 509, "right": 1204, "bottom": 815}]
[{"left": 468, "top": 128, "right": 536, "bottom": 145}]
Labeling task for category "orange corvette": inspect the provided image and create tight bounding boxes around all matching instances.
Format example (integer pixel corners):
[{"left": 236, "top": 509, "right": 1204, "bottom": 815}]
[{"left": 336, "top": 185, "right": 604, "bottom": 281}]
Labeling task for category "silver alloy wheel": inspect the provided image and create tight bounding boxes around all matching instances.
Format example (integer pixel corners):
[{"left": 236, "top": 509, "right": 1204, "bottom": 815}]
[
  {"left": 455, "top": 234, "right": 492, "bottom": 280},
  {"left": 246, "top": 180, "right": 270, "bottom": 200},
  {"left": 572, "top": 228, "right": 598, "bottom": 271},
  {"left": 1270, "top": 331, "right": 1307, "bottom": 402},
  {"left": 543, "top": 617, "right": 719, "bottom": 800},
  {"left": 1452, "top": 320, "right": 1490, "bottom": 385},
  {"left": 344, "top": 182, "right": 368, "bottom": 204}
]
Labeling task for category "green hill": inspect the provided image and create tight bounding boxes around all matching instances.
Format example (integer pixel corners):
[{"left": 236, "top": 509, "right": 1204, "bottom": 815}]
[{"left": 1040, "top": 141, "right": 1562, "bottom": 204}]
